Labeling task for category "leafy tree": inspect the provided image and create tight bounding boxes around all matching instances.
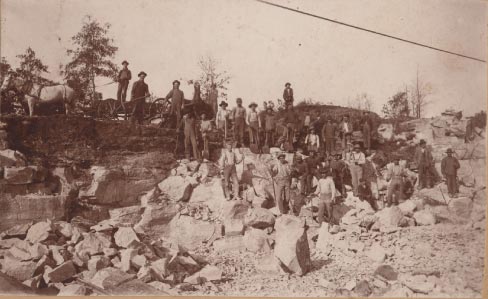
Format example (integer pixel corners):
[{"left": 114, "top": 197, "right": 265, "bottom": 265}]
[
  {"left": 382, "top": 91, "right": 410, "bottom": 120},
  {"left": 15, "top": 47, "right": 51, "bottom": 84},
  {"left": 63, "top": 15, "right": 118, "bottom": 104},
  {"left": 188, "top": 55, "right": 231, "bottom": 101}
]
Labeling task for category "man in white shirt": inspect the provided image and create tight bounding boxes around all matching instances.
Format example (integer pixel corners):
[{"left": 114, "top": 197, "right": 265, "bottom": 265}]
[
  {"left": 314, "top": 168, "right": 336, "bottom": 226},
  {"left": 270, "top": 153, "right": 292, "bottom": 215},
  {"left": 219, "top": 141, "right": 243, "bottom": 200},
  {"left": 346, "top": 144, "right": 366, "bottom": 196},
  {"left": 340, "top": 115, "right": 353, "bottom": 149}
]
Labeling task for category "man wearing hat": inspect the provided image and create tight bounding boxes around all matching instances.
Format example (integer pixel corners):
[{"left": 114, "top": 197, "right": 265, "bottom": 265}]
[
  {"left": 441, "top": 148, "right": 460, "bottom": 197},
  {"left": 130, "top": 71, "right": 149, "bottom": 125},
  {"left": 346, "top": 143, "right": 366, "bottom": 196},
  {"left": 219, "top": 140, "right": 243, "bottom": 200},
  {"left": 304, "top": 127, "right": 320, "bottom": 153},
  {"left": 216, "top": 101, "right": 230, "bottom": 133},
  {"left": 385, "top": 156, "right": 406, "bottom": 206},
  {"left": 117, "top": 60, "right": 132, "bottom": 104},
  {"left": 246, "top": 102, "right": 261, "bottom": 146},
  {"left": 270, "top": 152, "right": 292, "bottom": 215},
  {"left": 339, "top": 115, "right": 353, "bottom": 149},
  {"left": 322, "top": 118, "right": 337, "bottom": 155},
  {"left": 165, "top": 80, "right": 185, "bottom": 129},
  {"left": 330, "top": 151, "right": 347, "bottom": 198},
  {"left": 314, "top": 168, "right": 336, "bottom": 226},
  {"left": 283, "top": 82, "right": 294, "bottom": 107},
  {"left": 231, "top": 98, "right": 247, "bottom": 147},
  {"left": 413, "top": 139, "right": 435, "bottom": 189}
]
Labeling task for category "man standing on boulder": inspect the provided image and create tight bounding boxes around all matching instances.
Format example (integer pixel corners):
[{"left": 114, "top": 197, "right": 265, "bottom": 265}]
[
  {"left": 386, "top": 156, "right": 406, "bottom": 206},
  {"left": 183, "top": 111, "right": 200, "bottom": 161},
  {"left": 166, "top": 80, "right": 185, "bottom": 129},
  {"left": 414, "top": 139, "right": 435, "bottom": 189},
  {"left": 130, "top": 71, "right": 149, "bottom": 125},
  {"left": 441, "top": 148, "right": 460, "bottom": 198},
  {"left": 117, "top": 60, "right": 132, "bottom": 104},
  {"left": 346, "top": 144, "right": 365, "bottom": 196},
  {"left": 322, "top": 118, "right": 336, "bottom": 155},
  {"left": 270, "top": 153, "right": 292, "bottom": 215},
  {"left": 283, "top": 82, "right": 294, "bottom": 107},
  {"left": 219, "top": 140, "right": 243, "bottom": 200},
  {"left": 232, "top": 98, "right": 247, "bottom": 147}
]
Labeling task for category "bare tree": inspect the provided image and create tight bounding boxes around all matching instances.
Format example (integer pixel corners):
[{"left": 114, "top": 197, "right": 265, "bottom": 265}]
[
  {"left": 409, "top": 68, "right": 433, "bottom": 118},
  {"left": 189, "top": 54, "right": 231, "bottom": 102}
]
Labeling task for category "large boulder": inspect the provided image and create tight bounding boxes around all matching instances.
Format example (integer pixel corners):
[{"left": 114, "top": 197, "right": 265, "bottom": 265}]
[
  {"left": 114, "top": 227, "right": 140, "bottom": 248},
  {"left": 189, "top": 178, "right": 226, "bottom": 212},
  {"left": 244, "top": 208, "right": 275, "bottom": 229},
  {"left": 75, "top": 232, "right": 112, "bottom": 256},
  {"left": 375, "top": 206, "right": 405, "bottom": 228},
  {"left": 0, "top": 194, "right": 67, "bottom": 232},
  {"left": 166, "top": 216, "right": 217, "bottom": 250},
  {"left": 273, "top": 215, "right": 311, "bottom": 276},
  {"left": 79, "top": 166, "right": 155, "bottom": 206},
  {"left": 25, "top": 221, "right": 52, "bottom": 244},
  {"left": 134, "top": 200, "right": 178, "bottom": 238},
  {"left": 243, "top": 228, "right": 272, "bottom": 253},
  {"left": 90, "top": 267, "right": 135, "bottom": 290},
  {"left": 4, "top": 166, "right": 45, "bottom": 185},
  {"left": 158, "top": 176, "right": 194, "bottom": 202},
  {"left": 448, "top": 196, "right": 474, "bottom": 219},
  {"left": 0, "top": 149, "right": 27, "bottom": 167},
  {"left": 413, "top": 210, "right": 437, "bottom": 226}
]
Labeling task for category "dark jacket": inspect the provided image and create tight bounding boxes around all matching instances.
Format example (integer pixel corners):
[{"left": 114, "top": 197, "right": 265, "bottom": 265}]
[
  {"left": 131, "top": 80, "right": 148, "bottom": 100},
  {"left": 414, "top": 146, "right": 434, "bottom": 167},
  {"left": 166, "top": 89, "right": 185, "bottom": 115},
  {"left": 322, "top": 123, "right": 336, "bottom": 139},
  {"left": 283, "top": 87, "right": 294, "bottom": 103},
  {"left": 118, "top": 69, "right": 132, "bottom": 81},
  {"left": 441, "top": 156, "right": 460, "bottom": 176}
]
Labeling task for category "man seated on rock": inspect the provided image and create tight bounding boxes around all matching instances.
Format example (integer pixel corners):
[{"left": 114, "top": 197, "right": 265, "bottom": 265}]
[
  {"left": 385, "top": 156, "right": 405, "bottom": 207},
  {"left": 314, "top": 168, "right": 336, "bottom": 227},
  {"left": 270, "top": 153, "right": 292, "bottom": 215},
  {"left": 219, "top": 140, "right": 243, "bottom": 200},
  {"left": 358, "top": 177, "right": 377, "bottom": 211}
]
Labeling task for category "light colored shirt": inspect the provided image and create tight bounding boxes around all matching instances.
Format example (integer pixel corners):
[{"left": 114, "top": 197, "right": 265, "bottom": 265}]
[
  {"left": 304, "top": 134, "right": 320, "bottom": 147},
  {"left": 347, "top": 152, "right": 366, "bottom": 165},
  {"left": 233, "top": 106, "right": 247, "bottom": 119},
  {"left": 272, "top": 162, "right": 291, "bottom": 179},
  {"left": 387, "top": 164, "right": 405, "bottom": 180},
  {"left": 200, "top": 120, "right": 212, "bottom": 133},
  {"left": 315, "top": 177, "right": 336, "bottom": 195},
  {"left": 342, "top": 121, "right": 351, "bottom": 133},
  {"left": 219, "top": 150, "right": 243, "bottom": 168},
  {"left": 304, "top": 115, "right": 311, "bottom": 126},
  {"left": 216, "top": 109, "right": 230, "bottom": 123}
]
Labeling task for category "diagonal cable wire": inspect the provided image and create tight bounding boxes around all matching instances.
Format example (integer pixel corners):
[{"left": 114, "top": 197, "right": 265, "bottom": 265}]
[{"left": 254, "top": 0, "right": 486, "bottom": 63}]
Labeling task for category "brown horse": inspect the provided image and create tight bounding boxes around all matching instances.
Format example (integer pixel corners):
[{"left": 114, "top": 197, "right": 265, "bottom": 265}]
[{"left": 0, "top": 74, "right": 76, "bottom": 116}]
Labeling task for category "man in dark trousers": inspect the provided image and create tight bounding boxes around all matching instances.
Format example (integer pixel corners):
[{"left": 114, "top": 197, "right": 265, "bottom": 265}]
[
  {"left": 441, "top": 148, "right": 460, "bottom": 198},
  {"left": 219, "top": 141, "right": 243, "bottom": 200},
  {"left": 283, "top": 82, "right": 294, "bottom": 107},
  {"left": 183, "top": 111, "right": 200, "bottom": 161},
  {"left": 264, "top": 107, "right": 276, "bottom": 147},
  {"left": 362, "top": 118, "right": 371, "bottom": 150},
  {"left": 306, "top": 150, "right": 320, "bottom": 194},
  {"left": 130, "top": 71, "right": 149, "bottom": 125},
  {"left": 322, "top": 118, "right": 336, "bottom": 155},
  {"left": 414, "top": 139, "right": 435, "bottom": 189},
  {"left": 166, "top": 80, "right": 185, "bottom": 129},
  {"left": 293, "top": 155, "right": 309, "bottom": 196},
  {"left": 117, "top": 60, "right": 132, "bottom": 104},
  {"left": 270, "top": 153, "right": 292, "bottom": 215},
  {"left": 284, "top": 105, "right": 298, "bottom": 145},
  {"left": 232, "top": 98, "right": 247, "bottom": 147},
  {"left": 330, "top": 152, "right": 347, "bottom": 198}
]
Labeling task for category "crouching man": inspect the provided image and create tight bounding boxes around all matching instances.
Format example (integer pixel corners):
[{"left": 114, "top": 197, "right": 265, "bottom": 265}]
[{"left": 219, "top": 140, "right": 243, "bottom": 200}]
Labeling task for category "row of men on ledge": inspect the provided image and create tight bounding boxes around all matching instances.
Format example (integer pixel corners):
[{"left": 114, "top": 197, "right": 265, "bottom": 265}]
[{"left": 219, "top": 139, "right": 460, "bottom": 225}]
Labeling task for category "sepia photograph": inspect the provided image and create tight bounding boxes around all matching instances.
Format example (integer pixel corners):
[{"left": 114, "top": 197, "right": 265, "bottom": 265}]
[{"left": 0, "top": 0, "right": 486, "bottom": 297}]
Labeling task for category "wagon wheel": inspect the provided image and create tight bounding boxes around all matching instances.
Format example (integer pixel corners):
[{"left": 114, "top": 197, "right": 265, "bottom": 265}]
[
  {"left": 148, "top": 98, "right": 171, "bottom": 119},
  {"left": 97, "top": 98, "right": 123, "bottom": 120}
]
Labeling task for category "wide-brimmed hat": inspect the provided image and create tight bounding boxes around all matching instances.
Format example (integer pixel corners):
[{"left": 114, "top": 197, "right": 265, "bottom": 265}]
[
  {"left": 285, "top": 82, "right": 291, "bottom": 87},
  {"left": 295, "top": 155, "right": 303, "bottom": 161},
  {"left": 277, "top": 153, "right": 286, "bottom": 159},
  {"left": 248, "top": 102, "right": 258, "bottom": 108},
  {"left": 266, "top": 107, "right": 273, "bottom": 111},
  {"left": 138, "top": 71, "right": 147, "bottom": 77},
  {"left": 446, "top": 148, "right": 454, "bottom": 154},
  {"left": 219, "top": 101, "right": 228, "bottom": 107},
  {"left": 353, "top": 144, "right": 361, "bottom": 149},
  {"left": 419, "top": 139, "right": 426, "bottom": 145},
  {"left": 122, "top": 60, "right": 129, "bottom": 65},
  {"left": 172, "top": 80, "right": 180, "bottom": 85}
]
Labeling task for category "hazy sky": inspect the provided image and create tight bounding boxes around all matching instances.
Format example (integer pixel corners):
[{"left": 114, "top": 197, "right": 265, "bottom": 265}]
[{"left": 1, "top": 0, "right": 486, "bottom": 117}]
